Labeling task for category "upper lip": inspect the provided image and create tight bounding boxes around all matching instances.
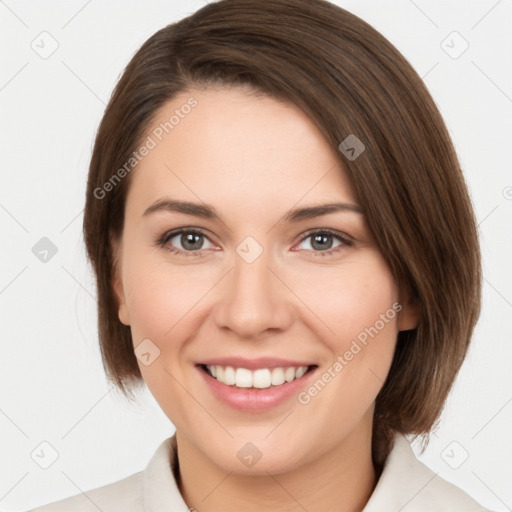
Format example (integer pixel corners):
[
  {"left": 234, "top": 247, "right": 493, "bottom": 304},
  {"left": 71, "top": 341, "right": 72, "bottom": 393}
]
[{"left": 197, "top": 357, "right": 316, "bottom": 370}]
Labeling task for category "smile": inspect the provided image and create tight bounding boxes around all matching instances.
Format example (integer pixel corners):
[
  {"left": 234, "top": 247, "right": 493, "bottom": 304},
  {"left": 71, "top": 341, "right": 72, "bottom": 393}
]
[
  {"left": 196, "top": 357, "right": 318, "bottom": 411},
  {"left": 203, "top": 364, "right": 313, "bottom": 389}
]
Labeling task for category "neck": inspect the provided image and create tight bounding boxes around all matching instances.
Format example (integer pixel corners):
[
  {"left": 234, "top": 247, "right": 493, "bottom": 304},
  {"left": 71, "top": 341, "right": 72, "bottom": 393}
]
[{"left": 175, "top": 422, "right": 378, "bottom": 512}]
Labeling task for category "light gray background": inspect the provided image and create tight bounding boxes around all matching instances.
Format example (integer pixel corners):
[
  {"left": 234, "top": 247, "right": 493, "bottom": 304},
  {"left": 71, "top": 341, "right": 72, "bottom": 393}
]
[{"left": 1, "top": 1, "right": 511, "bottom": 510}]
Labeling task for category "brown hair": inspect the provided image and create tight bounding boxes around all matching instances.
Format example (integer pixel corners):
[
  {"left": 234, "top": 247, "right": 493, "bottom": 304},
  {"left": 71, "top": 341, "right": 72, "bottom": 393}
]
[{"left": 83, "top": 0, "right": 481, "bottom": 469}]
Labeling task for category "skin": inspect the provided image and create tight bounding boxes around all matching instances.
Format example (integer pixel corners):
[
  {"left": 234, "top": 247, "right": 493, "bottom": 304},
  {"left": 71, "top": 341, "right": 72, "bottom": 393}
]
[{"left": 112, "top": 85, "right": 419, "bottom": 512}]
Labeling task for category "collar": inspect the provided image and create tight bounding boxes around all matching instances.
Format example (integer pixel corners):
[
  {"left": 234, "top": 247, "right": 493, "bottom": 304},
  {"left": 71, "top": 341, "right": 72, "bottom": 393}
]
[
  {"left": 142, "top": 432, "right": 488, "bottom": 511},
  {"left": 362, "top": 434, "right": 488, "bottom": 511}
]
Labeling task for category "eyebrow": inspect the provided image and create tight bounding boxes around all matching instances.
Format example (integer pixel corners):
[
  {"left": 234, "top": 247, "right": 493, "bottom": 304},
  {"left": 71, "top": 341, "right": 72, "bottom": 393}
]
[{"left": 143, "top": 198, "right": 363, "bottom": 223}]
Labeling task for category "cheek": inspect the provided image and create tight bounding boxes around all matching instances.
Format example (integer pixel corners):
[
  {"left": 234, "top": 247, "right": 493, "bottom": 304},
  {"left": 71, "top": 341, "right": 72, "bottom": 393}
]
[
  {"left": 123, "top": 251, "right": 210, "bottom": 343},
  {"left": 290, "top": 255, "right": 400, "bottom": 348},
  {"left": 294, "top": 262, "right": 400, "bottom": 419},
  {"left": 292, "top": 254, "right": 400, "bottom": 410}
]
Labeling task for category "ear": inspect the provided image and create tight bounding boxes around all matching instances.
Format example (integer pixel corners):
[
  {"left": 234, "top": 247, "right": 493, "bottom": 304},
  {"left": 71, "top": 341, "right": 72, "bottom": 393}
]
[
  {"left": 110, "top": 234, "right": 131, "bottom": 326},
  {"left": 397, "top": 287, "right": 420, "bottom": 332}
]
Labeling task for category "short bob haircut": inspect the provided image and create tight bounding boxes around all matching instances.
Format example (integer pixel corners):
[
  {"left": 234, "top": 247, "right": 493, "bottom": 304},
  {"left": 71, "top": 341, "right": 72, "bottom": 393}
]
[{"left": 83, "top": 0, "right": 481, "bottom": 469}]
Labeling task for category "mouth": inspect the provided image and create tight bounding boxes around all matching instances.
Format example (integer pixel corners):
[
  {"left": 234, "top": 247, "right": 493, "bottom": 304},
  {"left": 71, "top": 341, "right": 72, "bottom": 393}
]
[
  {"left": 195, "top": 357, "right": 319, "bottom": 411},
  {"left": 198, "top": 363, "right": 318, "bottom": 389}
]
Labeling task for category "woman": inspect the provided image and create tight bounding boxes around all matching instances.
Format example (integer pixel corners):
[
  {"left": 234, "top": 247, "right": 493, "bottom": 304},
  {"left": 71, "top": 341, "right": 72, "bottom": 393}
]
[{"left": 30, "top": 0, "right": 492, "bottom": 510}]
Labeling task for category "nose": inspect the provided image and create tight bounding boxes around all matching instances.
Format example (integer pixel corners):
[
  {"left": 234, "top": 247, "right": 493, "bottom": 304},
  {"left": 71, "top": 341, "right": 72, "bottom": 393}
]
[{"left": 213, "top": 247, "right": 294, "bottom": 339}]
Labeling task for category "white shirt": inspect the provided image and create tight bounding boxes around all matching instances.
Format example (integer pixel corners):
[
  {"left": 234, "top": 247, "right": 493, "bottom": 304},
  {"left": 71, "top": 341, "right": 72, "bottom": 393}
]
[{"left": 28, "top": 433, "right": 492, "bottom": 511}]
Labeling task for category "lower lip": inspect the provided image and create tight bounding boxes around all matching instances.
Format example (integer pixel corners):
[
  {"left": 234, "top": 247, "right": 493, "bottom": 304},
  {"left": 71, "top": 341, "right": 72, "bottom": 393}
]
[{"left": 197, "top": 365, "right": 317, "bottom": 412}]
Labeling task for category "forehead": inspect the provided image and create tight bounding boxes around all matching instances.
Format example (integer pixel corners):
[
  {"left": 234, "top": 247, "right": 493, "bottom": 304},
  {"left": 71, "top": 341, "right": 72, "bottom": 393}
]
[{"left": 125, "top": 87, "right": 357, "bottom": 217}]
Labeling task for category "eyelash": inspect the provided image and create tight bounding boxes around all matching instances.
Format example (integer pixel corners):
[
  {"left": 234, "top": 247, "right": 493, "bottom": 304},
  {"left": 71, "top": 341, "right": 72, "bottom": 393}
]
[{"left": 156, "top": 228, "right": 353, "bottom": 258}]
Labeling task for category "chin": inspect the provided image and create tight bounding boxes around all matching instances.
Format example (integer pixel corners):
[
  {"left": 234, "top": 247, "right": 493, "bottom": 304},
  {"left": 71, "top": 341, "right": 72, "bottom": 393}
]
[{"left": 197, "top": 432, "right": 311, "bottom": 475}]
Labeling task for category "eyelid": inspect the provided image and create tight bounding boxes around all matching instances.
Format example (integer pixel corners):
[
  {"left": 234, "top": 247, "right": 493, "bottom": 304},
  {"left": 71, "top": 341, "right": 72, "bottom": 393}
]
[
  {"left": 295, "top": 227, "right": 352, "bottom": 245},
  {"left": 157, "top": 227, "right": 217, "bottom": 253},
  {"left": 292, "top": 228, "right": 353, "bottom": 256}
]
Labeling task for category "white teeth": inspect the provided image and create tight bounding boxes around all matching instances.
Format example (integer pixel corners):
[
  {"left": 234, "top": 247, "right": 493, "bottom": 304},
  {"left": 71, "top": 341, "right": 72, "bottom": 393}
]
[
  {"left": 271, "top": 367, "right": 285, "bottom": 386},
  {"left": 205, "top": 364, "right": 310, "bottom": 388},
  {"left": 235, "top": 368, "right": 252, "bottom": 388},
  {"left": 284, "top": 367, "right": 296, "bottom": 382},
  {"left": 223, "top": 366, "right": 236, "bottom": 385},
  {"left": 253, "top": 369, "right": 272, "bottom": 388},
  {"left": 295, "top": 366, "right": 307, "bottom": 378}
]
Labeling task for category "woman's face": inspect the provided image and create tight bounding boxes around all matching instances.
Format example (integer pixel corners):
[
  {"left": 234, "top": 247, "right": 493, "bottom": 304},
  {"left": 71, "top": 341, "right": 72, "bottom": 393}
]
[{"left": 112, "top": 86, "right": 418, "bottom": 474}]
